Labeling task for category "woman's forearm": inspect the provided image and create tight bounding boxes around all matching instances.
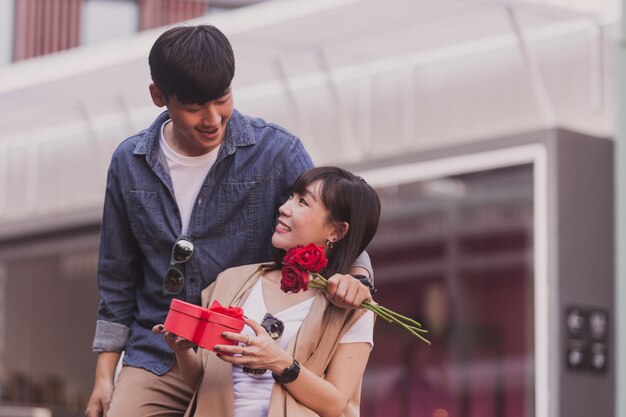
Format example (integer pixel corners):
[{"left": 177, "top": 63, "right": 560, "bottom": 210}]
[
  {"left": 276, "top": 343, "right": 371, "bottom": 417},
  {"left": 280, "top": 365, "right": 351, "bottom": 417}
]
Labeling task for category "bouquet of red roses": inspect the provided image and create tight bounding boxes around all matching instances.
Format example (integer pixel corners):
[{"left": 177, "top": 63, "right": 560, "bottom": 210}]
[{"left": 281, "top": 243, "right": 430, "bottom": 344}]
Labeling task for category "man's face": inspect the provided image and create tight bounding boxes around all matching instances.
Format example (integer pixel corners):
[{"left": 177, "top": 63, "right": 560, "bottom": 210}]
[{"left": 150, "top": 84, "right": 234, "bottom": 156}]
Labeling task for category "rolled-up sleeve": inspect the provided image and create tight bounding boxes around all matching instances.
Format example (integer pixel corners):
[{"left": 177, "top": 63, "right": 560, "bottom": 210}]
[
  {"left": 93, "top": 320, "right": 130, "bottom": 352},
  {"left": 354, "top": 250, "right": 374, "bottom": 284},
  {"left": 93, "top": 156, "right": 141, "bottom": 352}
]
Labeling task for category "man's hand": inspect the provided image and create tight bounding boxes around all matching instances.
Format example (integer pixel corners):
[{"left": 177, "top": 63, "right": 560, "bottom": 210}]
[
  {"left": 85, "top": 351, "right": 120, "bottom": 417},
  {"left": 325, "top": 273, "right": 372, "bottom": 309},
  {"left": 85, "top": 379, "right": 114, "bottom": 417},
  {"left": 152, "top": 324, "right": 196, "bottom": 352}
]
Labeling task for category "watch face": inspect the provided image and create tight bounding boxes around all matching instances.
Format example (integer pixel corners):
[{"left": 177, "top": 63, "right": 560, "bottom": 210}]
[
  {"left": 273, "top": 359, "right": 300, "bottom": 384},
  {"left": 283, "top": 362, "right": 300, "bottom": 380}
]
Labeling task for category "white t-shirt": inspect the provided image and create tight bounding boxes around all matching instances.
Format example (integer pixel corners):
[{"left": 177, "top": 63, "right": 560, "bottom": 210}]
[
  {"left": 233, "top": 278, "right": 374, "bottom": 417},
  {"left": 159, "top": 120, "right": 220, "bottom": 235}
]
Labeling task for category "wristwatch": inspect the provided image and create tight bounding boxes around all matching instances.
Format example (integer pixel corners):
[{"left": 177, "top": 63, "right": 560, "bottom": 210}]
[
  {"left": 272, "top": 359, "right": 301, "bottom": 384},
  {"left": 352, "top": 274, "right": 377, "bottom": 296}
]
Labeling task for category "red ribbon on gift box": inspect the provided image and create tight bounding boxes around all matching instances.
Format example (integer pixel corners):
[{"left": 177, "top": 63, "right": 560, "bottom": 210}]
[{"left": 207, "top": 300, "right": 244, "bottom": 320}]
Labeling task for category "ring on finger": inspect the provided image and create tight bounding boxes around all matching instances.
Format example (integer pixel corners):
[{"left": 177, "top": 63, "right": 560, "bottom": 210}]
[{"left": 241, "top": 345, "right": 246, "bottom": 356}]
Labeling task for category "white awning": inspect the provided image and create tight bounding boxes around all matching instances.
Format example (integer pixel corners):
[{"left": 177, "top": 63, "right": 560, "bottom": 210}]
[{"left": 0, "top": 0, "right": 618, "bottom": 236}]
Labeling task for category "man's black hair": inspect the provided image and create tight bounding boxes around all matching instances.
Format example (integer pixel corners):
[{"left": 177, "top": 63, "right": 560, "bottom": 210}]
[{"left": 149, "top": 25, "right": 235, "bottom": 104}]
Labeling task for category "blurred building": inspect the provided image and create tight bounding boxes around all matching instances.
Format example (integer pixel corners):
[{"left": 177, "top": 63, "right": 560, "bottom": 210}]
[
  {"left": 0, "top": 0, "right": 620, "bottom": 416},
  {"left": 1, "top": 0, "right": 263, "bottom": 64}
]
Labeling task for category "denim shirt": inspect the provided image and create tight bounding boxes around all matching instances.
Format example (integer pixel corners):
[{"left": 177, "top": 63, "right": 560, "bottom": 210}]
[{"left": 93, "top": 110, "right": 315, "bottom": 375}]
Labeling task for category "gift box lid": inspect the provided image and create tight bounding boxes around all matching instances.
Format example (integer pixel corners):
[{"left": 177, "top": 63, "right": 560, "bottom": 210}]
[
  {"left": 169, "top": 299, "right": 245, "bottom": 331},
  {"left": 169, "top": 299, "right": 210, "bottom": 320}
]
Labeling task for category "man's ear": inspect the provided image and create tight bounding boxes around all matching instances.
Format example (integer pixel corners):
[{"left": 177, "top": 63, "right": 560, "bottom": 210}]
[{"left": 149, "top": 83, "right": 167, "bottom": 107}]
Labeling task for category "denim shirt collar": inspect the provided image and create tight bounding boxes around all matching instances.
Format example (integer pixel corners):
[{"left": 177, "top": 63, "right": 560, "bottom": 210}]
[{"left": 132, "top": 109, "right": 256, "bottom": 163}]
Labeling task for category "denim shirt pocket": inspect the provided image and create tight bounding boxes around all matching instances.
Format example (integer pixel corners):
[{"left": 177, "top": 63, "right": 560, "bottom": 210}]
[
  {"left": 128, "top": 189, "right": 168, "bottom": 240},
  {"left": 217, "top": 181, "right": 258, "bottom": 235}
]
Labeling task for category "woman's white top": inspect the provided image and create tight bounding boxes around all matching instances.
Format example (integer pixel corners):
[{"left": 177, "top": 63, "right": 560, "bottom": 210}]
[{"left": 232, "top": 278, "right": 374, "bottom": 417}]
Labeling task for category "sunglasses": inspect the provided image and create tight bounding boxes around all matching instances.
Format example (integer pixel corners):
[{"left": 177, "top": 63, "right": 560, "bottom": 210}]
[
  {"left": 262, "top": 313, "right": 284, "bottom": 341},
  {"left": 242, "top": 313, "right": 285, "bottom": 375},
  {"left": 162, "top": 236, "right": 194, "bottom": 295}
]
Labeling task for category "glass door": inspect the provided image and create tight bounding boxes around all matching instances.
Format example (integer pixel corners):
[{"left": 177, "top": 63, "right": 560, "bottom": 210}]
[{"left": 358, "top": 144, "right": 548, "bottom": 417}]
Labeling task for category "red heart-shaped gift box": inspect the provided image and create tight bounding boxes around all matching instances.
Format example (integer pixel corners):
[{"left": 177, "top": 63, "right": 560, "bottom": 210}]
[{"left": 164, "top": 299, "right": 245, "bottom": 352}]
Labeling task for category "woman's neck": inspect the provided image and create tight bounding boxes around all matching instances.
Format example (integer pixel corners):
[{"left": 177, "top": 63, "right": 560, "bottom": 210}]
[{"left": 261, "top": 269, "right": 316, "bottom": 314}]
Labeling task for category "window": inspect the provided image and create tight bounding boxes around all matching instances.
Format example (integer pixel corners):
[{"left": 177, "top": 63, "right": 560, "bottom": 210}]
[
  {"left": 13, "top": 0, "right": 84, "bottom": 61},
  {"left": 362, "top": 165, "right": 535, "bottom": 417},
  {"left": 138, "top": 0, "right": 208, "bottom": 31}
]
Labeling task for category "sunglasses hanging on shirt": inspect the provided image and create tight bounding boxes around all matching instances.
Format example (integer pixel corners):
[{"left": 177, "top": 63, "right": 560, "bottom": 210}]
[{"left": 162, "top": 236, "right": 194, "bottom": 295}]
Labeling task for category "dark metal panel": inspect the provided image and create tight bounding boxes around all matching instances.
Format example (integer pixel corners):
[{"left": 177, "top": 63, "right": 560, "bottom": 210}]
[{"left": 553, "top": 130, "right": 615, "bottom": 417}]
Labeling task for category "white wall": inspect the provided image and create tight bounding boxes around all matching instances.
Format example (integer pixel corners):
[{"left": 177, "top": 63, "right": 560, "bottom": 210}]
[{"left": 81, "top": 0, "right": 139, "bottom": 46}]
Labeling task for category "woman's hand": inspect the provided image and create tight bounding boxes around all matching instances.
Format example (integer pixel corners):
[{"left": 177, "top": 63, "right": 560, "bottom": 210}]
[
  {"left": 325, "top": 273, "right": 372, "bottom": 309},
  {"left": 151, "top": 324, "right": 196, "bottom": 352},
  {"left": 215, "top": 317, "right": 292, "bottom": 374}
]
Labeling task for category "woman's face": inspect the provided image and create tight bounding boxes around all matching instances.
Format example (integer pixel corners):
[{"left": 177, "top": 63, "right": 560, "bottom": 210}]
[{"left": 272, "top": 180, "right": 336, "bottom": 251}]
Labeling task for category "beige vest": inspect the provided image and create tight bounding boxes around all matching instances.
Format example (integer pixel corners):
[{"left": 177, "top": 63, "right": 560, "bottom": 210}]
[{"left": 184, "top": 263, "right": 366, "bottom": 417}]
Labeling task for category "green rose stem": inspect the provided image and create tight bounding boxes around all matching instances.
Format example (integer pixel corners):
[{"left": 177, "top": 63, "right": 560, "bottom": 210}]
[{"left": 309, "top": 274, "right": 431, "bottom": 345}]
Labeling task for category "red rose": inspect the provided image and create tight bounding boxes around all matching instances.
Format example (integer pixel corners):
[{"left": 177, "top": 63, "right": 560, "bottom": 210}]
[
  {"left": 280, "top": 264, "right": 310, "bottom": 294},
  {"left": 278, "top": 247, "right": 431, "bottom": 345},
  {"left": 283, "top": 243, "right": 327, "bottom": 273},
  {"left": 282, "top": 244, "right": 301, "bottom": 267}
]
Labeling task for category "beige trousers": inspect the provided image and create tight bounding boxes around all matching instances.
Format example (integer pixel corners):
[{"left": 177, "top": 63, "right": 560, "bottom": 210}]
[{"left": 107, "top": 360, "right": 194, "bottom": 417}]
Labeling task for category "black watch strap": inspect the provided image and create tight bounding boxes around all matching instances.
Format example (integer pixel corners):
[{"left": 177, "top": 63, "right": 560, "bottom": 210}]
[
  {"left": 351, "top": 274, "right": 377, "bottom": 296},
  {"left": 272, "top": 359, "right": 301, "bottom": 384}
]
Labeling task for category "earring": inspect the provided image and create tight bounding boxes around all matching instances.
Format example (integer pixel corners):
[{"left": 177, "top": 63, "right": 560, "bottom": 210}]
[{"left": 326, "top": 239, "right": 334, "bottom": 249}]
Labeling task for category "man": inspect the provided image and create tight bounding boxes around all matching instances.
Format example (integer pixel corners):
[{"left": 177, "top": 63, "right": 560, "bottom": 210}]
[{"left": 85, "top": 25, "right": 373, "bottom": 417}]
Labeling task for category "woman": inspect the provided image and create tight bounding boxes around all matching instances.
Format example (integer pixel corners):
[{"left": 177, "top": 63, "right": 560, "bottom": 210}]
[{"left": 155, "top": 166, "right": 381, "bottom": 417}]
